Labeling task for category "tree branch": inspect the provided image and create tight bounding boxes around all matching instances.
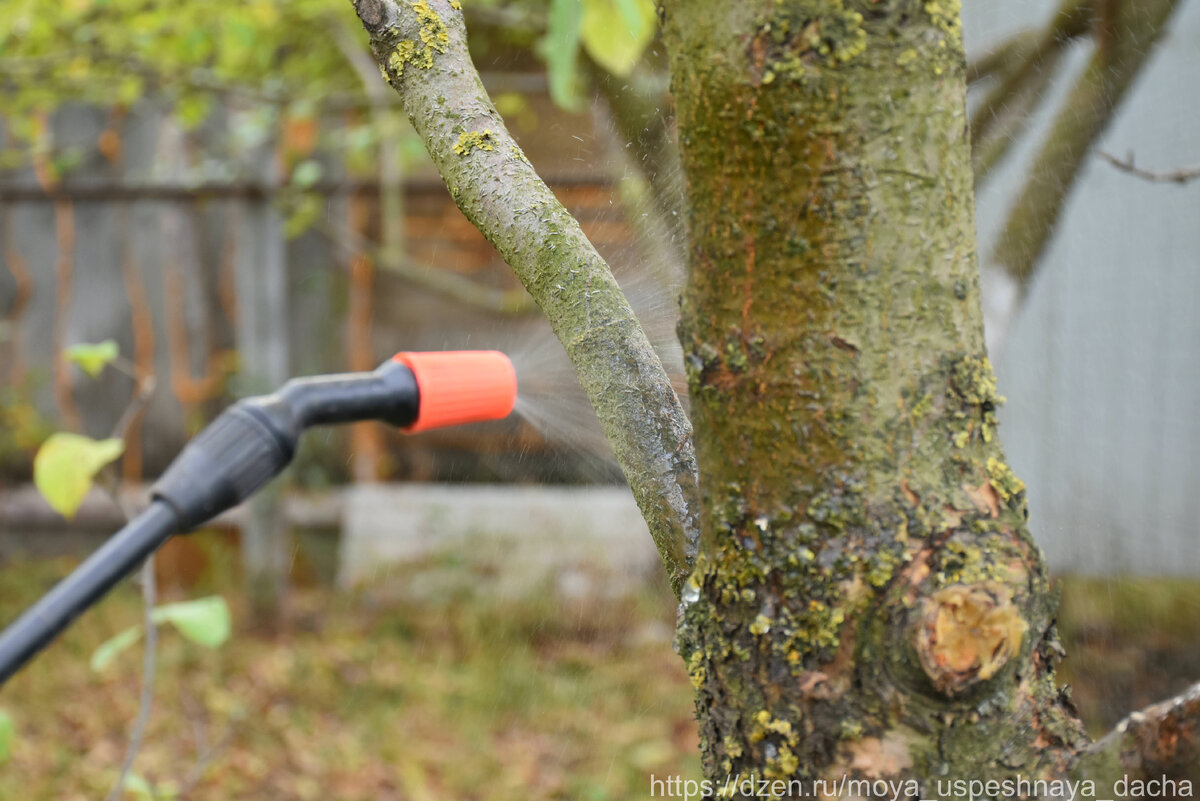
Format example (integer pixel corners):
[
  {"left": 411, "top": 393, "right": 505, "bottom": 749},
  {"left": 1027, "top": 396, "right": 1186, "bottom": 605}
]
[
  {"left": 351, "top": 0, "right": 701, "bottom": 594},
  {"left": 1079, "top": 682, "right": 1200, "bottom": 782},
  {"left": 966, "top": 29, "right": 1038, "bottom": 85},
  {"left": 105, "top": 559, "right": 157, "bottom": 801},
  {"left": 971, "top": 59, "right": 1062, "bottom": 189},
  {"left": 1099, "top": 151, "right": 1200, "bottom": 185},
  {"left": 319, "top": 215, "right": 538, "bottom": 315},
  {"left": 969, "top": 0, "right": 1093, "bottom": 153},
  {"left": 989, "top": 0, "right": 1185, "bottom": 293},
  {"left": 585, "top": 57, "right": 685, "bottom": 239},
  {"left": 969, "top": 0, "right": 1095, "bottom": 189}
]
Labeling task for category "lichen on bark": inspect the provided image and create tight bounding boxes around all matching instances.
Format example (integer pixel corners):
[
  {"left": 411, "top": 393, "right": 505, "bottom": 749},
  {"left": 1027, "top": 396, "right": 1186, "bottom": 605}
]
[{"left": 352, "top": 0, "right": 701, "bottom": 594}]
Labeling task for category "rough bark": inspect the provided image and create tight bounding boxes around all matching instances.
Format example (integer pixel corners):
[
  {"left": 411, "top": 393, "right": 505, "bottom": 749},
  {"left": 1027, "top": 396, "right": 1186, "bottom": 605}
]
[
  {"left": 351, "top": 0, "right": 700, "bottom": 594},
  {"left": 1079, "top": 682, "right": 1200, "bottom": 794},
  {"left": 665, "top": 0, "right": 1090, "bottom": 788}
]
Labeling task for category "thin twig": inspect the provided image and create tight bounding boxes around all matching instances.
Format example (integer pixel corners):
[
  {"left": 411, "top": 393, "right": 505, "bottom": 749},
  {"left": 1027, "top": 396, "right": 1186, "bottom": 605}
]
[
  {"left": 1099, "top": 151, "right": 1200, "bottom": 184},
  {"left": 316, "top": 216, "right": 537, "bottom": 315},
  {"left": 966, "top": 29, "right": 1038, "bottom": 84},
  {"left": 98, "top": 310, "right": 159, "bottom": 800},
  {"left": 111, "top": 375, "right": 157, "bottom": 442},
  {"left": 176, "top": 721, "right": 237, "bottom": 800},
  {"left": 107, "top": 559, "right": 157, "bottom": 801}
]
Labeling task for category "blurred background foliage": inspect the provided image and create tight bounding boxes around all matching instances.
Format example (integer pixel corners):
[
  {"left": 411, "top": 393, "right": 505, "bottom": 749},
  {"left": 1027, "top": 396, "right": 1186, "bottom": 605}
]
[
  {"left": 0, "top": 0, "right": 658, "bottom": 181},
  {"left": 0, "top": 0, "right": 676, "bottom": 487}
]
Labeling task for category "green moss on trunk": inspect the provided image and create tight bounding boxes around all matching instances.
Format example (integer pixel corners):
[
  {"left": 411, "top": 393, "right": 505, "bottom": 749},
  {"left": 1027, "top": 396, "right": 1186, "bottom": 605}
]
[
  {"left": 354, "top": 0, "right": 702, "bottom": 594},
  {"left": 664, "top": 0, "right": 1087, "bottom": 789}
]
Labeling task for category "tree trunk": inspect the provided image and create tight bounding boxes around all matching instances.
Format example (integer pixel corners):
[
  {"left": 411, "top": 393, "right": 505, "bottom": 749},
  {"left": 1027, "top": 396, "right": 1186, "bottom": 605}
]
[
  {"left": 351, "top": 0, "right": 1200, "bottom": 790},
  {"left": 666, "top": 0, "right": 1088, "bottom": 787}
]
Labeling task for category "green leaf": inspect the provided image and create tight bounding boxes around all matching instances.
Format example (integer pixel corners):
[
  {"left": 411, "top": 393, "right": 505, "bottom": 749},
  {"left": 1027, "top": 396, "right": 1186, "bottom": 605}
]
[
  {"left": 291, "top": 159, "right": 323, "bottom": 189},
  {"left": 283, "top": 194, "right": 323, "bottom": 239},
  {"left": 124, "top": 772, "right": 154, "bottom": 801},
  {"left": 123, "top": 772, "right": 180, "bottom": 801},
  {"left": 63, "top": 339, "right": 119, "bottom": 378},
  {"left": 91, "top": 597, "right": 230, "bottom": 672},
  {"left": 151, "top": 596, "right": 231, "bottom": 648},
  {"left": 542, "top": 0, "right": 585, "bottom": 112},
  {"left": 176, "top": 94, "right": 213, "bottom": 130},
  {"left": 33, "top": 434, "right": 125, "bottom": 519},
  {"left": 580, "top": 0, "right": 656, "bottom": 78},
  {"left": 90, "top": 625, "right": 143, "bottom": 672},
  {"left": 0, "top": 708, "right": 14, "bottom": 764},
  {"left": 117, "top": 75, "right": 144, "bottom": 105},
  {"left": 494, "top": 92, "right": 528, "bottom": 117}
]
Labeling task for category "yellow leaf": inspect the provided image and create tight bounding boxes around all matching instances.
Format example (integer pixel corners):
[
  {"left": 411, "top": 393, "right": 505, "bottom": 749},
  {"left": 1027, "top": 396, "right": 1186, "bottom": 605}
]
[
  {"left": 63, "top": 339, "right": 119, "bottom": 378},
  {"left": 33, "top": 434, "right": 124, "bottom": 519},
  {"left": 580, "top": 0, "right": 656, "bottom": 78}
]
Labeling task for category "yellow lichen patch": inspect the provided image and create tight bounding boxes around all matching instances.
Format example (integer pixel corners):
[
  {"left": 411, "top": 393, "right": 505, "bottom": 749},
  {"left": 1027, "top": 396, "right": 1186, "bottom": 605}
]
[
  {"left": 509, "top": 144, "right": 531, "bottom": 165},
  {"left": 935, "top": 540, "right": 1005, "bottom": 587},
  {"left": 924, "top": 0, "right": 962, "bottom": 41},
  {"left": 385, "top": 0, "right": 448, "bottom": 78},
  {"left": 985, "top": 457, "right": 1025, "bottom": 503},
  {"left": 686, "top": 650, "right": 707, "bottom": 689},
  {"left": 386, "top": 40, "right": 417, "bottom": 79},
  {"left": 749, "top": 709, "right": 798, "bottom": 745},
  {"left": 765, "top": 743, "right": 800, "bottom": 778},
  {"left": 822, "top": 9, "right": 866, "bottom": 63},
  {"left": 751, "top": 2, "right": 867, "bottom": 86},
  {"left": 412, "top": 0, "right": 449, "bottom": 55},
  {"left": 950, "top": 355, "right": 1004, "bottom": 407},
  {"left": 449, "top": 0, "right": 461, "bottom": 8},
  {"left": 453, "top": 129, "right": 495, "bottom": 156},
  {"left": 915, "top": 583, "right": 1027, "bottom": 696},
  {"left": 721, "top": 736, "right": 743, "bottom": 764},
  {"left": 949, "top": 354, "right": 1005, "bottom": 446}
]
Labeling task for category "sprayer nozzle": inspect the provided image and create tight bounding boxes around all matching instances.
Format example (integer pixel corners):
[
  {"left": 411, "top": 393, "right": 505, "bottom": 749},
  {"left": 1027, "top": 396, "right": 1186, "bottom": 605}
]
[{"left": 393, "top": 351, "right": 517, "bottom": 433}]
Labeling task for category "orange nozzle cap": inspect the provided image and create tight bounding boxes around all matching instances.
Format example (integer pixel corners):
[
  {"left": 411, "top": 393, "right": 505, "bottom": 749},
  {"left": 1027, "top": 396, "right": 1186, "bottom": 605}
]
[{"left": 393, "top": 351, "right": 517, "bottom": 433}]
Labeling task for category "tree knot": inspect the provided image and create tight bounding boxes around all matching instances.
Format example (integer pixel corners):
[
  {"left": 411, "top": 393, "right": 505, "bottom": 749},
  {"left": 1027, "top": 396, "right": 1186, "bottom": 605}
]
[{"left": 914, "top": 582, "right": 1026, "bottom": 696}]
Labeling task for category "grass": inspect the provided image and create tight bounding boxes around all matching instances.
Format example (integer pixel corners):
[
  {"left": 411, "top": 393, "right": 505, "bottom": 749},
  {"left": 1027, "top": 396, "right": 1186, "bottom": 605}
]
[
  {"left": 2, "top": 530, "right": 1199, "bottom": 800},
  {"left": 0, "top": 535, "right": 699, "bottom": 801}
]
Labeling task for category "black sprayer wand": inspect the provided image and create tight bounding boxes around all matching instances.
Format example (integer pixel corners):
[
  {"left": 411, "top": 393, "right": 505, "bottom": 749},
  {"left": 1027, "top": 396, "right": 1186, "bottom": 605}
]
[{"left": 0, "top": 351, "right": 517, "bottom": 686}]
